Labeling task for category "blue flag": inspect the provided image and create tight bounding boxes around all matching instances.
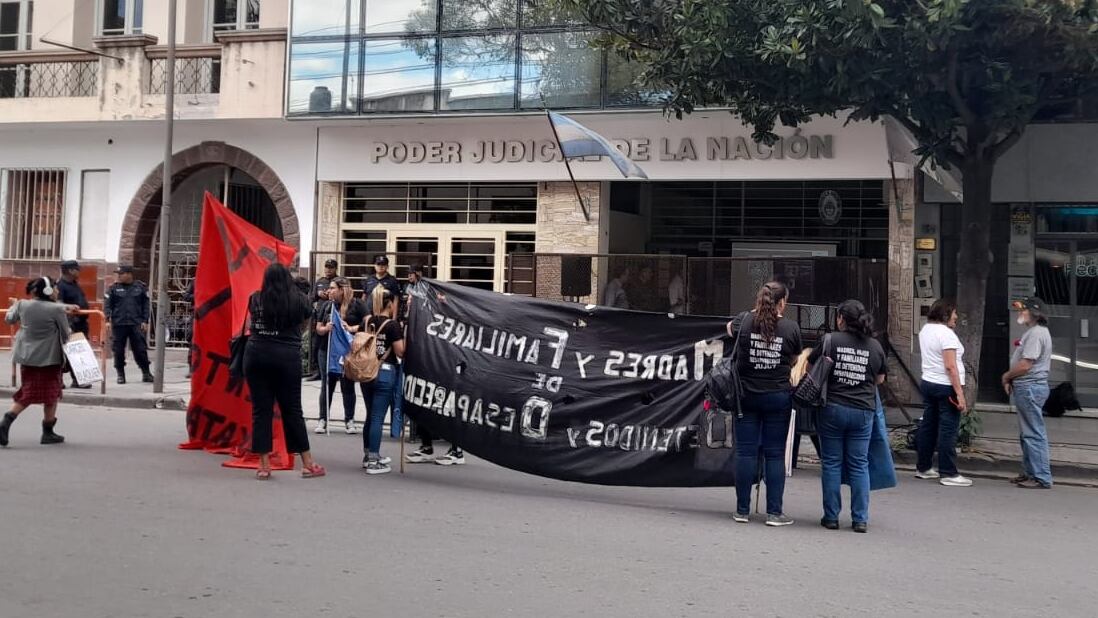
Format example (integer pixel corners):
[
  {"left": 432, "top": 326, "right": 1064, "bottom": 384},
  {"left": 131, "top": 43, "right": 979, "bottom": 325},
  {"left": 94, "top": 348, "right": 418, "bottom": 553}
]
[
  {"left": 327, "top": 304, "right": 353, "bottom": 375},
  {"left": 548, "top": 111, "right": 649, "bottom": 179}
]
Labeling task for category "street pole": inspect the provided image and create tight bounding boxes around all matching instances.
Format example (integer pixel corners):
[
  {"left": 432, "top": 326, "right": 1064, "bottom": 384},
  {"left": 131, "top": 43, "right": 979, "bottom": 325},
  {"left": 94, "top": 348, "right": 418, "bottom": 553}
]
[{"left": 153, "top": 0, "right": 177, "bottom": 394}]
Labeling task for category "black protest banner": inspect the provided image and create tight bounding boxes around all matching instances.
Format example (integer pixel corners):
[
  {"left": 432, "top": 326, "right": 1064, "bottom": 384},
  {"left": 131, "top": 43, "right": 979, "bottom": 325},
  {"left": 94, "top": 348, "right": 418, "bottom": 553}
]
[{"left": 403, "top": 280, "right": 736, "bottom": 487}]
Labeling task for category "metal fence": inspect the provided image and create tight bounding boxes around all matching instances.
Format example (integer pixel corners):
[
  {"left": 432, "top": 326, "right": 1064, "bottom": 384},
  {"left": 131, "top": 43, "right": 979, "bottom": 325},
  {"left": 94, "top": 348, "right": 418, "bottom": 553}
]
[
  {"left": 0, "top": 60, "right": 98, "bottom": 98},
  {"left": 512, "top": 253, "right": 888, "bottom": 337},
  {"left": 148, "top": 57, "right": 221, "bottom": 95}
]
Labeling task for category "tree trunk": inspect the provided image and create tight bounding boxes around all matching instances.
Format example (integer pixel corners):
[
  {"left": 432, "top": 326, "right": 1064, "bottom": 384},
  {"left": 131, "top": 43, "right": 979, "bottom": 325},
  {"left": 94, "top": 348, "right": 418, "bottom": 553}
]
[{"left": 954, "top": 158, "right": 996, "bottom": 407}]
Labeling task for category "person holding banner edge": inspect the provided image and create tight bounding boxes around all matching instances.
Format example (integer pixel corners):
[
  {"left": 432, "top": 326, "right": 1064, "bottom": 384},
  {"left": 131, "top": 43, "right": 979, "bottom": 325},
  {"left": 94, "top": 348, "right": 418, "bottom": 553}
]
[
  {"left": 314, "top": 277, "right": 367, "bottom": 435},
  {"left": 1, "top": 278, "right": 78, "bottom": 447},
  {"left": 731, "top": 281, "right": 802, "bottom": 526},
  {"left": 57, "top": 260, "right": 93, "bottom": 390},
  {"left": 244, "top": 264, "right": 326, "bottom": 480}
]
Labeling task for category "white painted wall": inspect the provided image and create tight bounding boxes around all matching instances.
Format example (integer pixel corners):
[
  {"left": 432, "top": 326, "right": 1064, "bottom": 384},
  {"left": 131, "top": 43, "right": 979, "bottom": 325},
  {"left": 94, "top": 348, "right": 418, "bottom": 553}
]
[
  {"left": 925, "top": 123, "right": 1098, "bottom": 204},
  {"left": 0, "top": 118, "right": 318, "bottom": 261},
  {"left": 315, "top": 112, "right": 895, "bottom": 183}
]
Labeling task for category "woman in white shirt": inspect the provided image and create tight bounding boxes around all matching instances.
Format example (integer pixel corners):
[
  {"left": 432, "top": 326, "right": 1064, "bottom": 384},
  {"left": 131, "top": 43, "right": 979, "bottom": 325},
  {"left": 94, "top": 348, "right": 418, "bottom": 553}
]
[{"left": 915, "top": 299, "right": 972, "bottom": 487}]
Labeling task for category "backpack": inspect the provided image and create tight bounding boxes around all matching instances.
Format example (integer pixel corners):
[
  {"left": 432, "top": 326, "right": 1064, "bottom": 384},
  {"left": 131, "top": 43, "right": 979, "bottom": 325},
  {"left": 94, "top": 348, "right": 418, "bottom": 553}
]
[
  {"left": 705, "top": 312, "right": 749, "bottom": 415},
  {"left": 343, "top": 318, "right": 392, "bottom": 383},
  {"left": 1043, "top": 382, "right": 1081, "bottom": 418}
]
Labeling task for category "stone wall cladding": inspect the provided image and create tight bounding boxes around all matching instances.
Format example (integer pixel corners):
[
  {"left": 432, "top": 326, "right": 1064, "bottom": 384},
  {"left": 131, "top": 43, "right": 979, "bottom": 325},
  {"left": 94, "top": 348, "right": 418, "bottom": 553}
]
[
  {"left": 535, "top": 181, "right": 602, "bottom": 303},
  {"left": 886, "top": 178, "right": 918, "bottom": 404}
]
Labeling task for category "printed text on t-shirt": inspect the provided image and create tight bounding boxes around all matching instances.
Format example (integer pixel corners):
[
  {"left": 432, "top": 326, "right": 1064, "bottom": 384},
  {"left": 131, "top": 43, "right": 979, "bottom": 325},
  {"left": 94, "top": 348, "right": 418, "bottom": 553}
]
[
  {"left": 749, "top": 333, "right": 784, "bottom": 370},
  {"left": 833, "top": 346, "right": 869, "bottom": 386}
]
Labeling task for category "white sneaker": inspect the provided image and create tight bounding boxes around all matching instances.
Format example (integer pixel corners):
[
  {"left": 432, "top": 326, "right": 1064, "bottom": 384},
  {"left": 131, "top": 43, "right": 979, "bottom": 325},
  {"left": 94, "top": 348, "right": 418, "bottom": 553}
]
[
  {"left": 915, "top": 468, "right": 940, "bottom": 480},
  {"left": 361, "top": 455, "right": 393, "bottom": 468},
  {"left": 940, "top": 475, "right": 973, "bottom": 487},
  {"left": 435, "top": 451, "right": 465, "bottom": 466},
  {"left": 364, "top": 460, "right": 391, "bottom": 475},
  {"left": 405, "top": 448, "right": 436, "bottom": 463},
  {"left": 314, "top": 420, "right": 326, "bottom": 434},
  {"left": 345, "top": 421, "right": 357, "bottom": 435}
]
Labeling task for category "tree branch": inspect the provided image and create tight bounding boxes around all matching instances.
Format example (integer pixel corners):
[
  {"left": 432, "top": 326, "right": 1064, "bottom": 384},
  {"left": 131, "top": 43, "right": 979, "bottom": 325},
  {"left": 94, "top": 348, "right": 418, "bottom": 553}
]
[
  {"left": 989, "top": 127, "right": 1024, "bottom": 161},
  {"left": 947, "top": 49, "right": 977, "bottom": 127}
]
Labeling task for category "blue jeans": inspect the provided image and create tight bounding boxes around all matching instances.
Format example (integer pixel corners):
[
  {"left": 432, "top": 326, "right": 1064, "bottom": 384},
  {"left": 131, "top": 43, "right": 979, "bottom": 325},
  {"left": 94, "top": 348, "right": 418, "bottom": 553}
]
[
  {"left": 819, "top": 403, "right": 873, "bottom": 524},
  {"left": 734, "top": 391, "right": 793, "bottom": 516},
  {"left": 1013, "top": 381, "right": 1053, "bottom": 486},
  {"left": 361, "top": 364, "right": 399, "bottom": 459},
  {"left": 916, "top": 381, "right": 961, "bottom": 476}
]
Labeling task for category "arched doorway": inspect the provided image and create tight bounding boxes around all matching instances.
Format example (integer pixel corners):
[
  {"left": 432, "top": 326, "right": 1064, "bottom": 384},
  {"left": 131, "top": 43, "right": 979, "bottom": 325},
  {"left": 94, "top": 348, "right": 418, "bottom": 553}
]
[{"left": 120, "top": 142, "right": 300, "bottom": 347}]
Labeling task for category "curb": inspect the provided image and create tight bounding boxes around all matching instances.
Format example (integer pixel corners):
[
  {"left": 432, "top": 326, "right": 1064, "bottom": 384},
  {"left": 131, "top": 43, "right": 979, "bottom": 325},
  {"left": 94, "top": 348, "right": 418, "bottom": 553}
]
[
  {"left": 0, "top": 387, "right": 188, "bottom": 411},
  {"left": 891, "top": 450, "right": 1098, "bottom": 488}
]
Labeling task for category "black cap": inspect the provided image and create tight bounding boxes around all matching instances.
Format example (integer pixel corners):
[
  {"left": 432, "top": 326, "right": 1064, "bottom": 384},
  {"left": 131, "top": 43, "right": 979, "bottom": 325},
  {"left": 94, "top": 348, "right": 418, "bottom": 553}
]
[
  {"left": 324, "top": 259, "right": 338, "bottom": 268},
  {"left": 374, "top": 255, "right": 390, "bottom": 266},
  {"left": 1013, "top": 296, "right": 1046, "bottom": 314},
  {"left": 116, "top": 265, "right": 134, "bottom": 274},
  {"left": 60, "top": 260, "right": 80, "bottom": 271}
]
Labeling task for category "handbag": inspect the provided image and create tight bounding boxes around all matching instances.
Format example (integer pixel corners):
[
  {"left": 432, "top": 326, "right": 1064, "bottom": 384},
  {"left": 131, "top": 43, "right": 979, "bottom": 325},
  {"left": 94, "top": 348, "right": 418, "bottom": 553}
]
[
  {"left": 228, "top": 304, "right": 250, "bottom": 380},
  {"left": 793, "top": 334, "right": 833, "bottom": 409},
  {"left": 705, "top": 311, "right": 749, "bottom": 415}
]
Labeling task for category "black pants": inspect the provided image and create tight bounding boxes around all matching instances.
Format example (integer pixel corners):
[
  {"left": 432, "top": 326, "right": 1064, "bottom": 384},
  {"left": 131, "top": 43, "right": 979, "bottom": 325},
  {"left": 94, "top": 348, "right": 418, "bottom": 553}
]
[
  {"left": 68, "top": 324, "right": 90, "bottom": 383},
  {"left": 418, "top": 426, "right": 461, "bottom": 455},
  {"left": 320, "top": 371, "right": 356, "bottom": 422},
  {"left": 111, "top": 324, "right": 150, "bottom": 373},
  {"left": 244, "top": 339, "right": 310, "bottom": 455},
  {"left": 308, "top": 328, "right": 320, "bottom": 374}
]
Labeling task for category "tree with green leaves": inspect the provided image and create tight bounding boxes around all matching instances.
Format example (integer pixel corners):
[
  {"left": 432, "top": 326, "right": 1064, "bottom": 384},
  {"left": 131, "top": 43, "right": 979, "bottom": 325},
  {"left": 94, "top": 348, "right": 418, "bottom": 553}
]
[{"left": 569, "top": 0, "right": 1098, "bottom": 404}]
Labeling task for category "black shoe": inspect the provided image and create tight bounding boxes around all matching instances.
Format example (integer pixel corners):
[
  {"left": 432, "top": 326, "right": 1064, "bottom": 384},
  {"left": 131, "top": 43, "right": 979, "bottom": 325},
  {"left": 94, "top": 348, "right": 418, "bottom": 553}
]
[
  {"left": 117, "top": 375, "right": 126, "bottom": 385},
  {"left": 142, "top": 372, "right": 155, "bottom": 383},
  {"left": 820, "top": 519, "right": 839, "bottom": 530},
  {"left": 71, "top": 381, "right": 92, "bottom": 390},
  {"left": 0, "top": 412, "right": 16, "bottom": 447},
  {"left": 41, "top": 420, "right": 64, "bottom": 445},
  {"left": 852, "top": 522, "right": 868, "bottom": 534}
]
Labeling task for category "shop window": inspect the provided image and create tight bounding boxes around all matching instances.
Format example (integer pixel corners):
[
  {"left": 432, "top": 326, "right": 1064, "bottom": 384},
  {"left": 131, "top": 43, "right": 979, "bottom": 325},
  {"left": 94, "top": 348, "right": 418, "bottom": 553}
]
[
  {"left": 520, "top": 31, "right": 601, "bottom": 109},
  {"left": 212, "top": 0, "right": 259, "bottom": 35},
  {"left": 1036, "top": 206, "right": 1098, "bottom": 234},
  {"left": 99, "top": 0, "right": 142, "bottom": 36},
  {"left": 0, "top": 1, "right": 32, "bottom": 51},
  {"left": 439, "top": 34, "right": 516, "bottom": 111},
  {"left": 441, "top": 0, "right": 516, "bottom": 31},
  {"left": 1, "top": 168, "right": 65, "bottom": 260}
]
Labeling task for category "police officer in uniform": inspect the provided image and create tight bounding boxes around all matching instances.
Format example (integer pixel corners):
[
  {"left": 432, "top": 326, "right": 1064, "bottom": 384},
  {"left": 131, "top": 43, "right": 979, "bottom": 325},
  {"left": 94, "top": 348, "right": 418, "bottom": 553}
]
[
  {"left": 57, "top": 260, "right": 92, "bottom": 389},
  {"left": 307, "top": 259, "right": 339, "bottom": 381},
  {"left": 105, "top": 265, "right": 153, "bottom": 384},
  {"left": 364, "top": 255, "right": 402, "bottom": 315}
]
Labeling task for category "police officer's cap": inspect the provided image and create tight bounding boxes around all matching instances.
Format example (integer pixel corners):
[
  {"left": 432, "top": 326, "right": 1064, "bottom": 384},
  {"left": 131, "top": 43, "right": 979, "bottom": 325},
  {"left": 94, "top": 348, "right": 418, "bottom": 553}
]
[
  {"left": 324, "top": 259, "right": 338, "bottom": 268},
  {"left": 116, "top": 265, "right": 135, "bottom": 274},
  {"left": 60, "top": 260, "right": 80, "bottom": 271}
]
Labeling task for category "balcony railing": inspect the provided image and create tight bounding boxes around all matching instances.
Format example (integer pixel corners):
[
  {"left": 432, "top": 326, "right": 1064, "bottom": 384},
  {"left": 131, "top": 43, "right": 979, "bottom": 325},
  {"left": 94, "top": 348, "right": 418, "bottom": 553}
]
[
  {"left": 0, "top": 54, "right": 98, "bottom": 99},
  {"left": 147, "top": 52, "right": 222, "bottom": 96}
]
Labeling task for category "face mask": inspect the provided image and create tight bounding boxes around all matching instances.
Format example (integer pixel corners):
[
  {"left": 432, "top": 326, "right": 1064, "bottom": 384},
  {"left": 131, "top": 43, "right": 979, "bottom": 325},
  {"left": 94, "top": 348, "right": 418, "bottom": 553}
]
[{"left": 1017, "top": 314, "right": 1028, "bottom": 326}]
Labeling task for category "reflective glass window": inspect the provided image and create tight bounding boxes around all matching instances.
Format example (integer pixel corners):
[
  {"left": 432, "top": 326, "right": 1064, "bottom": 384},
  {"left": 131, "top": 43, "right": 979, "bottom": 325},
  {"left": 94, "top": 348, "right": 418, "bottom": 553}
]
[
  {"left": 288, "top": 40, "right": 360, "bottom": 114},
  {"left": 361, "top": 38, "right": 437, "bottom": 112},
  {"left": 365, "top": 0, "right": 436, "bottom": 35},
  {"left": 292, "top": 0, "right": 360, "bottom": 37},
  {"left": 520, "top": 31, "right": 600, "bottom": 108},
  {"left": 440, "top": 35, "right": 516, "bottom": 110},
  {"left": 441, "top": 0, "right": 516, "bottom": 31}
]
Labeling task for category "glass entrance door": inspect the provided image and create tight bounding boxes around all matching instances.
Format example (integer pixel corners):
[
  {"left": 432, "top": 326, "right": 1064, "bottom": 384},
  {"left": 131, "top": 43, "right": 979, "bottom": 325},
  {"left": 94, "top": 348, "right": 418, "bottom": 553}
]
[
  {"left": 389, "top": 230, "right": 504, "bottom": 292},
  {"left": 1035, "top": 239, "right": 1098, "bottom": 406}
]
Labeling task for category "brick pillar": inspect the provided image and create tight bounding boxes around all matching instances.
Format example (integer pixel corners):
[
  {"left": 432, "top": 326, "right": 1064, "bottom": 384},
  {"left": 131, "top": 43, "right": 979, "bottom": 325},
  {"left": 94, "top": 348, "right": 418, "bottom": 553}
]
[{"left": 886, "top": 178, "right": 918, "bottom": 403}]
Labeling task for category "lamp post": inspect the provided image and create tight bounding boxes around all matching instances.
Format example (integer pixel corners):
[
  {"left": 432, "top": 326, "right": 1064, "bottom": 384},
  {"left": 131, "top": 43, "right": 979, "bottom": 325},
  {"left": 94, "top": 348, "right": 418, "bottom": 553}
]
[{"left": 152, "top": 0, "right": 177, "bottom": 393}]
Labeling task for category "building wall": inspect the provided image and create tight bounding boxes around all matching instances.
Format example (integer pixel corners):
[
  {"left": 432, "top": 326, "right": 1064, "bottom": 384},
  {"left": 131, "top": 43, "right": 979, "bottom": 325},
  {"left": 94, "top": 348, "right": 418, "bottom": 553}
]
[{"left": 0, "top": 119, "right": 318, "bottom": 262}]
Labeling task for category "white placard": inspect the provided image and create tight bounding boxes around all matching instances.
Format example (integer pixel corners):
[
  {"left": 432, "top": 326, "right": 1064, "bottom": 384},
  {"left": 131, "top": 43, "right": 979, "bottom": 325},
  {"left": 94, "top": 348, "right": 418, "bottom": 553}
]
[{"left": 63, "top": 333, "right": 102, "bottom": 386}]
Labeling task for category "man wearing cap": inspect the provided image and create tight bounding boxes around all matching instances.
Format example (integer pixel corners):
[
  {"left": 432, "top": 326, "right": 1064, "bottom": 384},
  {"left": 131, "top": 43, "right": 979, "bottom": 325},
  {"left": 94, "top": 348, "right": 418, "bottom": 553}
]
[
  {"left": 306, "top": 259, "right": 339, "bottom": 381},
  {"left": 105, "top": 266, "right": 153, "bottom": 384},
  {"left": 364, "top": 255, "right": 402, "bottom": 315},
  {"left": 57, "top": 260, "right": 92, "bottom": 389},
  {"left": 1002, "top": 297, "right": 1054, "bottom": 489}
]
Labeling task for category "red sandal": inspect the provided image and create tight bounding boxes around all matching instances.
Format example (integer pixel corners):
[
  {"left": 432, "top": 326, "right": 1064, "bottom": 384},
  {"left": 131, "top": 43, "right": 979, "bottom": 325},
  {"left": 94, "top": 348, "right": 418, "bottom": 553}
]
[
  {"left": 255, "top": 469, "right": 272, "bottom": 481},
  {"left": 302, "top": 463, "right": 326, "bottom": 478}
]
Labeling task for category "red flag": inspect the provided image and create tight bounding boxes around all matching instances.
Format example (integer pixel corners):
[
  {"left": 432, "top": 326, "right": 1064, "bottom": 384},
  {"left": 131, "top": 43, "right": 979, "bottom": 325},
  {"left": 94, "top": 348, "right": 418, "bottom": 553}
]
[{"left": 179, "top": 192, "right": 297, "bottom": 455}]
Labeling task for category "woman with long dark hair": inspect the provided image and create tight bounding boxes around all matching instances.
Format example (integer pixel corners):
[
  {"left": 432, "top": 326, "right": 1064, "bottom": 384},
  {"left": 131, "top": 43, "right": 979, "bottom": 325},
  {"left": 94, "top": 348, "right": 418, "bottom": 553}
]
[
  {"left": 244, "top": 263, "right": 325, "bottom": 480},
  {"left": 730, "top": 281, "right": 802, "bottom": 526},
  {"left": 1, "top": 277, "right": 75, "bottom": 447},
  {"left": 810, "top": 300, "right": 886, "bottom": 533},
  {"left": 314, "top": 277, "right": 367, "bottom": 434}
]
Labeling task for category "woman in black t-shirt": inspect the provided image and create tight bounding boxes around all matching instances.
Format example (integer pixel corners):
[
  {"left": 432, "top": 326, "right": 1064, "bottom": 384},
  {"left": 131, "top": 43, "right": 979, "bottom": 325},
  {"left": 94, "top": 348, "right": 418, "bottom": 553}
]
[
  {"left": 244, "top": 263, "right": 325, "bottom": 480},
  {"left": 730, "top": 281, "right": 802, "bottom": 527},
  {"left": 808, "top": 299, "right": 886, "bottom": 533},
  {"left": 361, "top": 285, "right": 406, "bottom": 475}
]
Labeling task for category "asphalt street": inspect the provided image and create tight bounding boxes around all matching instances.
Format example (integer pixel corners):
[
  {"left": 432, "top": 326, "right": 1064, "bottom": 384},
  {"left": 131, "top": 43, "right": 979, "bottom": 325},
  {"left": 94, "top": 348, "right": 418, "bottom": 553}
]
[{"left": 1, "top": 404, "right": 1096, "bottom": 618}]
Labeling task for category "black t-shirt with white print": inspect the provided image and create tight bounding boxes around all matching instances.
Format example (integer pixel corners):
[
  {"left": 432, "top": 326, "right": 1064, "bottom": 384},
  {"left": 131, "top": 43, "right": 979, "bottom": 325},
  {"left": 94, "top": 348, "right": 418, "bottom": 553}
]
[
  {"left": 808, "top": 331, "right": 887, "bottom": 411},
  {"left": 366, "top": 314, "right": 403, "bottom": 360},
  {"left": 735, "top": 314, "right": 803, "bottom": 395}
]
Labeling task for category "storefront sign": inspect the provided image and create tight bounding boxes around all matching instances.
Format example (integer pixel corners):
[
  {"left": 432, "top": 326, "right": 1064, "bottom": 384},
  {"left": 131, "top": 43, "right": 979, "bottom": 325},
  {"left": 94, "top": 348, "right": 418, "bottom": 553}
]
[{"left": 370, "top": 132, "right": 835, "bottom": 165}]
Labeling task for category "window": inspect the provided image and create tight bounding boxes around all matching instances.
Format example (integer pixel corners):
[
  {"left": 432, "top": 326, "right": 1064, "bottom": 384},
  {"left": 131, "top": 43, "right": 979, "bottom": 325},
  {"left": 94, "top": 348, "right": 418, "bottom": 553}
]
[
  {"left": 1, "top": 169, "right": 66, "bottom": 260},
  {"left": 212, "top": 0, "right": 259, "bottom": 34},
  {"left": 0, "top": 0, "right": 31, "bottom": 51},
  {"left": 343, "top": 183, "right": 537, "bottom": 224},
  {"left": 99, "top": 0, "right": 142, "bottom": 36}
]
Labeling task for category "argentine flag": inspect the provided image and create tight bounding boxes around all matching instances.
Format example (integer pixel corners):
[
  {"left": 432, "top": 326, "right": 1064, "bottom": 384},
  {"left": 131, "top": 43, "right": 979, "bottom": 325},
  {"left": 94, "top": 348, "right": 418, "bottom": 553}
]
[
  {"left": 327, "top": 304, "right": 353, "bottom": 375},
  {"left": 549, "top": 111, "right": 649, "bottom": 179}
]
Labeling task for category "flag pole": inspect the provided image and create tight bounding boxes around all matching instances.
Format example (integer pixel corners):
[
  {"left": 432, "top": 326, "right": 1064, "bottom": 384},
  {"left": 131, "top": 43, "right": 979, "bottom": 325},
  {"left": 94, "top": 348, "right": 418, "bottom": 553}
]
[
  {"left": 324, "top": 326, "right": 331, "bottom": 436},
  {"left": 541, "top": 97, "right": 591, "bottom": 222}
]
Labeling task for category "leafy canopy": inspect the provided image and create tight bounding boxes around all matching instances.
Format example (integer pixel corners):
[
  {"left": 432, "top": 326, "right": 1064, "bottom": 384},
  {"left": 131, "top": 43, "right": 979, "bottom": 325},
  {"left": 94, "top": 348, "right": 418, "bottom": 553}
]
[{"left": 568, "top": 0, "right": 1098, "bottom": 167}]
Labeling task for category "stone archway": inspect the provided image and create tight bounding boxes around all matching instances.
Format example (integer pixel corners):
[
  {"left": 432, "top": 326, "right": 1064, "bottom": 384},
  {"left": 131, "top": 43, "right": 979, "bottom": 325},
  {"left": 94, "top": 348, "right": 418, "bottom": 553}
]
[{"left": 118, "top": 141, "right": 300, "bottom": 273}]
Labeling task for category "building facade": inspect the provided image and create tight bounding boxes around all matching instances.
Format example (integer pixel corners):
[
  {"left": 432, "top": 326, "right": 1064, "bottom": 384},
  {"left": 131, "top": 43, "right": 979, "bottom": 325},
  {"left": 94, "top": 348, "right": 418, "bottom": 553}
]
[{"left": 0, "top": 0, "right": 1093, "bottom": 405}]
